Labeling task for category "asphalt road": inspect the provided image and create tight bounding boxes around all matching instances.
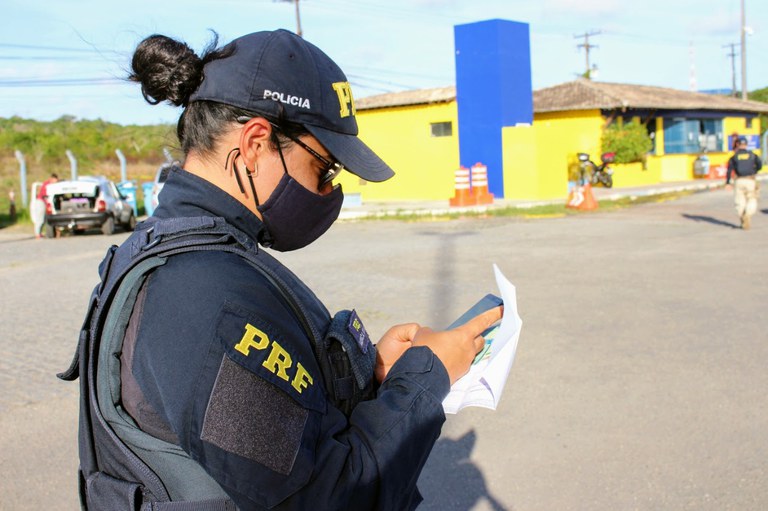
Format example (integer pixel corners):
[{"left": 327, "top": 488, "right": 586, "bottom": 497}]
[{"left": 1, "top": 187, "right": 766, "bottom": 510}]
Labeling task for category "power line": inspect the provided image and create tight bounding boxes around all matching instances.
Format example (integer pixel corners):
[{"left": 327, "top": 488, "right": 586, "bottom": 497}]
[
  {"left": 348, "top": 82, "right": 394, "bottom": 94},
  {"left": 345, "top": 73, "right": 420, "bottom": 90},
  {"left": 345, "top": 65, "right": 449, "bottom": 82},
  {"left": 0, "top": 77, "right": 125, "bottom": 87},
  {"left": 0, "top": 42, "right": 103, "bottom": 53},
  {"left": 0, "top": 55, "right": 103, "bottom": 61},
  {"left": 309, "top": 0, "right": 459, "bottom": 23}
]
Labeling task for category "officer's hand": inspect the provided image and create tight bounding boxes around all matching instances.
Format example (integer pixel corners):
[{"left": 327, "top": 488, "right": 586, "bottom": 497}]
[
  {"left": 412, "top": 306, "right": 503, "bottom": 385},
  {"left": 375, "top": 323, "right": 420, "bottom": 382}
]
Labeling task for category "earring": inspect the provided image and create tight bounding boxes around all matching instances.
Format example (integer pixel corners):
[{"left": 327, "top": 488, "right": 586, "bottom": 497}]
[{"left": 248, "top": 160, "right": 258, "bottom": 178}]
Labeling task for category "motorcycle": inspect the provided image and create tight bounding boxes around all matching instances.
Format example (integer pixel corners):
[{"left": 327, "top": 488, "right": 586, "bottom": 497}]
[{"left": 577, "top": 151, "right": 615, "bottom": 188}]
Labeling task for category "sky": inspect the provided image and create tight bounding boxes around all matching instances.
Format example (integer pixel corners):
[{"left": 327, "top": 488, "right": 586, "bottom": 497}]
[{"left": 2, "top": 0, "right": 767, "bottom": 126}]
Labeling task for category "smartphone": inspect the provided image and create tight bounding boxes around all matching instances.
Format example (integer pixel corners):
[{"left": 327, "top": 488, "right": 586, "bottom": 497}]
[{"left": 447, "top": 294, "right": 503, "bottom": 365}]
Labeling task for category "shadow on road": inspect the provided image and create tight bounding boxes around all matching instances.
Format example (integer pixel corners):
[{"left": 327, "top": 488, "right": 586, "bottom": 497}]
[
  {"left": 681, "top": 213, "right": 739, "bottom": 229},
  {"left": 761, "top": 209, "right": 768, "bottom": 215},
  {"left": 418, "top": 230, "right": 477, "bottom": 328},
  {"left": 418, "top": 430, "right": 508, "bottom": 511}
]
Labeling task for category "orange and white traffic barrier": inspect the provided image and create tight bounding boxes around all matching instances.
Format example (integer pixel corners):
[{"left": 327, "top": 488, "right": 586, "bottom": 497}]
[
  {"left": 708, "top": 164, "right": 728, "bottom": 180},
  {"left": 566, "top": 183, "right": 598, "bottom": 211},
  {"left": 470, "top": 162, "right": 494, "bottom": 205},
  {"left": 449, "top": 166, "right": 473, "bottom": 207}
]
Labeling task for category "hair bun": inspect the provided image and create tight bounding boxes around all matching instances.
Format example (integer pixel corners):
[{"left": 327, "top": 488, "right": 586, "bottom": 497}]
[{"left": 129, "top": 35, "right": 203, "bottom": 107}]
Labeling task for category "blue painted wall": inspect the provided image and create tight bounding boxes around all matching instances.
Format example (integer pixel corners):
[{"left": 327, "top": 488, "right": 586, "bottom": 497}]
[{"left": 454, "top": 19, "right": 533, "bottom": 198}]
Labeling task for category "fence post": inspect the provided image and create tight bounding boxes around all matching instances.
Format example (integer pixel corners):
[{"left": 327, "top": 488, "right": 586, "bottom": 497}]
[
  {"left": 14, "top": 150, "right": 28, "bottom": 208},
  {"left": 116, "top": 149, "right": 127, "bottom": 182},
  {"left": 66, "top": 150, "right": 78, "bottom": 180}
]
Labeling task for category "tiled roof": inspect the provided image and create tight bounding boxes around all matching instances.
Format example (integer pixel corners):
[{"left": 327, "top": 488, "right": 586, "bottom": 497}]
[
  {"left": 533, "top": 79, "right": 768, "bottom": 114},
  {"left": 356, "top": 86, "right": 456, "bottom": 110},
  {"left": 355, "top": 80, "right": 768, "bottom": 114}
]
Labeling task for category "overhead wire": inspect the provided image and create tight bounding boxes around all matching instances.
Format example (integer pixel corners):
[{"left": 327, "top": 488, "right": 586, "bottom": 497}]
[{"left": 0, "top": 78, "right": 125, "bottom": 87}]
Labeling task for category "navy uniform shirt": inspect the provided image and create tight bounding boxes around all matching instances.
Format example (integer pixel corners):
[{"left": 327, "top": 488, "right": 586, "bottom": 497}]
[{"left": 128, "top": 168, "right": 451, "bottom": 510}]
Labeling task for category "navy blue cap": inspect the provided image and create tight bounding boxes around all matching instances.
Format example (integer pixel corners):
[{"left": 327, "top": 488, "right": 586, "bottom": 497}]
[
  {"left": 190, "top": 30, "right": 394, "bottom": 182},
  {"left": 738, "top": 136, "right": 748, "bottom": 144}
]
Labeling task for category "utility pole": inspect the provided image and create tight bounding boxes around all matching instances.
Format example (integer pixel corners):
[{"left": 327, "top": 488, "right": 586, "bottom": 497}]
[
  {"left": 689, "top": 42, "right": 697, "bottom": 92},
  {"left": 723, "top": 43, "right": 739, "bottom": 97},
  {"left": 276, "top": 0, "right": 302, "bottom": 37},
  {"left": 740, "top": 0, "right": 747, "bottom": 100},
  {"left": 294, "top": 0, "right": 302, "bottom": 38},
  {"left": 575, "top": 31, "right": 600, "bottom": 79}
]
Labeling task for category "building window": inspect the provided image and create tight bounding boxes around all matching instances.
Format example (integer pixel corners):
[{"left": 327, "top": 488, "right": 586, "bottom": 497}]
[
  {"left": 430, "top": 121, "right": 452, "bottom": 137},
  {"left": 663, "top": 118, "right": 723, "bottom": 154},
  {"left": 746, "top": 117, "right": 753, "bottom": 129}
]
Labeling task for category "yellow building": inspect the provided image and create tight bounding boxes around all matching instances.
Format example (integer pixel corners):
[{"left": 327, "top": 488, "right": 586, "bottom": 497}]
[{"left": 343, "top": 80, "right": 768, "bottom": 203}]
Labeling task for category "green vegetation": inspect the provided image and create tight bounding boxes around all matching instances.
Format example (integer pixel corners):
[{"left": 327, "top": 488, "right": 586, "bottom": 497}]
[
  {"left": 0, "top": 116, "right": 176, "bottom": 169},
  {"left": 0, "top": 116, "right": 174, "bottom": 229},
  {"left": 749, "top": 86, "right": 768, "bottom": 104},
  {"left": 601, "top": 120, "right": 653, "bottom": 164},
  {"left": 748, "top": 86, "right": 768, "bottom": 135}
]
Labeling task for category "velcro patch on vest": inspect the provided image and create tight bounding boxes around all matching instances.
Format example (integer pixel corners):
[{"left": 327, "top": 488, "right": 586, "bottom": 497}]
[
  {"left": 215, "top": 301, "right": 325, "bottom": 413},
  {"left": 201, "top": 356, "right": 307, "bottom": 475},
  {"left": 347, "top": 309, "right": 372, "bottom": 354}
]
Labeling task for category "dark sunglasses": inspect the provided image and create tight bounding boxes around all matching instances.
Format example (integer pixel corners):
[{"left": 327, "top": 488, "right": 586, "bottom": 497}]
[{"left": 237, "top": 116, "right": 345, "bottom": 188}]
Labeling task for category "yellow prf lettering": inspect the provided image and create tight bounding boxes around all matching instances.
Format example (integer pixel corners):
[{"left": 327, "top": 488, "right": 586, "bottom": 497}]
[
  {"left": 263, "top": 340, "right": 292, "bottom": 381},
  {"left": 291, "top": 363, "right": 313, "bottom": 394},
  {"left": 331, "top": 82, "right": 356, "bottom": 118},
  {"left": 234, "top": 324, "right": 270, "bottom": 355}
]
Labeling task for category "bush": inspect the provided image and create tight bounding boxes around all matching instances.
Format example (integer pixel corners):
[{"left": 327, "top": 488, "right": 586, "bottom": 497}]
[
  {"left": 0, "top": 116, "right": 176, "bottom": 169},
  {"left": 601, "top": 120, "right": 653, "bottom": 164}
]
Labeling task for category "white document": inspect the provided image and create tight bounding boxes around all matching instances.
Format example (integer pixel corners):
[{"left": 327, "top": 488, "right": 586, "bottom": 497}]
[{"left": 442, "top": 264, "right": 523, "bottom": 414}]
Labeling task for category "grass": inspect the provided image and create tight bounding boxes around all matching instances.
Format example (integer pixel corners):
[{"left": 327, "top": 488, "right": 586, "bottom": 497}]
[{"left": 349, "top": 189, "right": 699, "bottom": 222}]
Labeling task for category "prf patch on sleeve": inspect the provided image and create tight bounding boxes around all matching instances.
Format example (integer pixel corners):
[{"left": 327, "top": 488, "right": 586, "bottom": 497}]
[
  {"left": 347, "top": 309, "right": 372, "bottom": 354},
  {"left": 215, "top": 301, "right": 325, "bottom": 413}
]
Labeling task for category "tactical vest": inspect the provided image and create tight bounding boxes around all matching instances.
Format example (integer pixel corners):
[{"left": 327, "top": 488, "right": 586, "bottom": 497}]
[
  {"left": 58, "top": 216, "right": 377, "bottom": 510},
  {"left": 733, "top": 150, "right": 761, "bottom": 177}
]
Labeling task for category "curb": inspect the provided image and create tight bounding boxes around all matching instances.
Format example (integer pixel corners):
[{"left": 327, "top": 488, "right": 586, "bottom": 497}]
[{"left": 337, "top": 176, "right": 768, "bottom": 222}]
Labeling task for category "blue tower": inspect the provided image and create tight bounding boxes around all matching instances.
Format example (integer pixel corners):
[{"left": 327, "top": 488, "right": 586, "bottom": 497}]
[{"left": 454, "top": 19, "right": 533, "bottom": 198}]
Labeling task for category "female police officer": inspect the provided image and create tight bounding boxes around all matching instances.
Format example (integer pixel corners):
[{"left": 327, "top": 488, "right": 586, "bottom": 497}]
[{"left": 114, "top": 29, "right": 501, "bottom": 510}]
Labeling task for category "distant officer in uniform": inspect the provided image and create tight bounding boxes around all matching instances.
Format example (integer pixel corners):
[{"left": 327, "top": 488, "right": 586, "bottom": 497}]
[
  {"left": 110, "top": 30, "right": 502, "bottom": 510},
  {"left": 726, "top": 136, "right": 762, "bottom": 230}
]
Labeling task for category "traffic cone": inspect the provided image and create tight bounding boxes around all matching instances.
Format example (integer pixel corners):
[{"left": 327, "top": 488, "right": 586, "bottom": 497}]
[
  {"left": 577, "top": 183, "right": 598, "bottom": 211},
  {"left": 449, "top": 166, "right": 473, "bottom": 207},
  {"left": 470, "top": 162, "right": 494, "bottom": 205},
  {"left": 566, "top": 183, "right": 599, "bottom": 211}
]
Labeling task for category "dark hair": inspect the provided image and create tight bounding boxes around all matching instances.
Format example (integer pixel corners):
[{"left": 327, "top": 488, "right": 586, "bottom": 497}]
[{"left": 129, "top": 33, "right": 307, "bottom": 156}]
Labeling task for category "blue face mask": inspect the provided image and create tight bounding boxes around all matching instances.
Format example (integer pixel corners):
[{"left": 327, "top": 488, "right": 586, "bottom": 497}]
[{"left": 257, "top": 172, "right": 343, "bottom": 251}]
